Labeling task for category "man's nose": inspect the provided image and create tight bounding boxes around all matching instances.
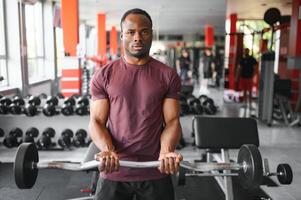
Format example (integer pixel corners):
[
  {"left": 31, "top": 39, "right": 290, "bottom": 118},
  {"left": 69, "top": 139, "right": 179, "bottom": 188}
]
[{"left": 133, "top": 32, "right": 142, "bottom": 41}]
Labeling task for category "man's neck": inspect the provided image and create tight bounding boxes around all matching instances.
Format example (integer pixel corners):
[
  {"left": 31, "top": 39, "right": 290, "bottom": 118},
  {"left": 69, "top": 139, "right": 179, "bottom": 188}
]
[{"left": 124, "top": 54, "right": 151, "bottom": 65}]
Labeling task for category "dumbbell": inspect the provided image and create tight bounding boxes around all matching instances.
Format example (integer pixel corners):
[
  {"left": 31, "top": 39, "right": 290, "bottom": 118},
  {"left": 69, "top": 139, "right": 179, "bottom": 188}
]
[
  {"left": 0, "top": 97, "right": 12, "bottom": 115},
  {"left": 0, "top": 97, "right": 12, "bottom": 114},
  {"left": 61, "top": 97, "right": 76, "bottom": 116},
  {"left": 202, "top": 98, "right": 217, "bottom": 115},
  {"left": 24, "top": 127, "right": 39, "bottom": 143},
  {"left": 9, "top": 96, "right": 25, "bottom": 115},
  {"left": 36, "top": 128, "right": 55, "bottom": 149},
  {"left": 75, "top": 96, "right": 89, "bottom": 116},
  {"left": 187, "top": 95, "right": 203, "bottom": 115},
  {"left": 198, "top": 95, "right": 217, "bottom": 115},
  {"left": 3, "top": 128, "right": 23, "bottom": 148},
  {"left": 58, "top": 129, "right": 74, "bottom": 149},
  {"left": 24, "top": 96, "right": 42, "bottom": 116},
  {"left": 13, "top": 143, "right": 293, "bottom": 189},
  {"left": 42, "top": 96, "right": 59, "bottom": 116},
  {"left": 73, "top": 129, "right": 87, "bottom": 147}
]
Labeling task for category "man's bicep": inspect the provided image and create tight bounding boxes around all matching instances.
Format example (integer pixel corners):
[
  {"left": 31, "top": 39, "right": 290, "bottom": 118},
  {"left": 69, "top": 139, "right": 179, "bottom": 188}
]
[
  {"left": 90, "top": 99, "right": 110, "bottom": 124},
  {"left": 162, "top": 98, "right": 180, "bottom": 123}
]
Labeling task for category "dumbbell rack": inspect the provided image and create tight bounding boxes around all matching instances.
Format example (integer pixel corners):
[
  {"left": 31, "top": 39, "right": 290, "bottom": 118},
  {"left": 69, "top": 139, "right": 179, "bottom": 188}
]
[{"left": 0, "top": 99, "right": 90, "bottom": 163}]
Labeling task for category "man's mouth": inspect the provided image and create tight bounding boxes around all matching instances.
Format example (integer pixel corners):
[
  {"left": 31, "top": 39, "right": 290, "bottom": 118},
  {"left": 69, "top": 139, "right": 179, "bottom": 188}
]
[{"left": 132, "top": 45, "right": 143, "bottom": 51}]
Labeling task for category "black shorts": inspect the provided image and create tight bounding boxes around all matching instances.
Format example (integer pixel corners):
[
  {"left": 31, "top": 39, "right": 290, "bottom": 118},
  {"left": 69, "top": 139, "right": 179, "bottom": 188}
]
[{"left": 94, "top": 176, "right": 174, "bottom": 200}]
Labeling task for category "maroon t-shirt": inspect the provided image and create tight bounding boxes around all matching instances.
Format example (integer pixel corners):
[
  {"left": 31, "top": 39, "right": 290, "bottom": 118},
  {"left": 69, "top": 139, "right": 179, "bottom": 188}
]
[{"left": 90, "top": 57, "right": 181, "bottom": 182}]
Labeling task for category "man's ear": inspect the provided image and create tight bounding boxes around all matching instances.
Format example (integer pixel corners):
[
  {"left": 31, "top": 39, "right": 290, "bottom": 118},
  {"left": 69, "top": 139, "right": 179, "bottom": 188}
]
[{"left": 120, "top": 33, "right": 123, "bottom": 40}]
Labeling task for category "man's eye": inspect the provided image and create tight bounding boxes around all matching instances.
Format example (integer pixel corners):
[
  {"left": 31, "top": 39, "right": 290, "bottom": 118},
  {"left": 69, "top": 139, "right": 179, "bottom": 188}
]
[{"left": 142, "top": 30, "right": 149, "bottom": 35}]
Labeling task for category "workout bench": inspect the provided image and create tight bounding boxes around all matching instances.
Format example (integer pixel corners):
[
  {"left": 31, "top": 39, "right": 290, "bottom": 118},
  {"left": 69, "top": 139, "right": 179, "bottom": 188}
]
[{"left": 192, "top": 116, "right": 259, "bottom": 200}]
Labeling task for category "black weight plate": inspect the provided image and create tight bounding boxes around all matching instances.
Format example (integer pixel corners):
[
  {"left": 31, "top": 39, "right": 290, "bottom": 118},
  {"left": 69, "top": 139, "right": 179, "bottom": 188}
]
[
  {"left": 26, "top": 127, "right": 39, "bottom": 138},
  {"left": 14, "top": 143, "right": 39, "bottom": 189},
  {"left": 76, "top": 129, "right": 87, "bottom": 138},
  {"left": 25, "top": 104, "right": 37, "bottom": 116},
  {"left": 62, "top": 129, "right": 74, "bottom": 138},
  {"left": 78, "top": 97, "right": 89, "bottom": 106},
  {"left": 64, "top": 97, "right": 76, "bottom": 106},
  {"left": 46, "top": 96, "right": 59, "bottom": 106},
  {"left": 264, "top": 7, "right": 281, "bottom": 26},
  {"left": 61, "top": 104, "right": 74, "bottom": 116},
  {"left": 238, "top": 144, "right": 263, "bottom": 190},
  {"left": 0, "top": 104, "right": 9, "bottom": 114},
  {"left": 10, "top": 128, "right": 23, "bottom": 137},
  {"left": 28, "top": 96, "right": 41, "bottom": 106},
  {"left": 43, "top": 104, "right": 56, "bottom": 116},
  {"left": 277, "top": 163, "right": 293, "bottom": 184},
  {"left": 0, "top": 97, "right": 12, "bottom": 105},
  {"left": 42, "top": 127, "right": 55, "bottom": 137}
]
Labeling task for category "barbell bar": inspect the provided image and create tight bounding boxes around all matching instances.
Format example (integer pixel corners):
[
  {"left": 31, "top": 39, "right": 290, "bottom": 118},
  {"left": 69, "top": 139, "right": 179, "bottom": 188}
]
[{"left": 13, "top": 143, "right": 291, "bottom": 190}]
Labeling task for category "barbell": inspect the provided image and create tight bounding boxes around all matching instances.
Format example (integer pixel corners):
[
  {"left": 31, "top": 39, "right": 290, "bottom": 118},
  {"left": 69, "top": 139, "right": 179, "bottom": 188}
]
[{"left": 13, "top": 143, "right": 292, "bottom": 190}]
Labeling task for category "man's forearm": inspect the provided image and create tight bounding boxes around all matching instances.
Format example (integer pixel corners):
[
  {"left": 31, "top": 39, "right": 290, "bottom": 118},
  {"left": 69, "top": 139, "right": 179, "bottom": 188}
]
[
  {"left": 89, "top": 119, "right": 115, "bottom": 152},
  {"left": 160, "top": 118, "right": 182, "bottom": 153}
]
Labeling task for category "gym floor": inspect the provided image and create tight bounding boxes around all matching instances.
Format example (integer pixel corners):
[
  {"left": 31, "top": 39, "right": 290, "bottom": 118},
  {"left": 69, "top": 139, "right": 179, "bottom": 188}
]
[{"left": 0, "top": 87, "right": 300, "bottom": 200}]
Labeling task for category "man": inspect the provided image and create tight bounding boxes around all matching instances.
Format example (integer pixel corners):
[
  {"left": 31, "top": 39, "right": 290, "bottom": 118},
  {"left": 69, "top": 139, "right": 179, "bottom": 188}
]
[
  {"left": 176, "top": 49, "right": 191, "bottom": 84},
  {"left": 89, "top": 8, "right": 183, "bottom": 200},
  {"left": 238, "top": 48, "right": 257, "bottom": 107},
  {"left": 199, "top": 47, "right": 215, "bottom": 94}
]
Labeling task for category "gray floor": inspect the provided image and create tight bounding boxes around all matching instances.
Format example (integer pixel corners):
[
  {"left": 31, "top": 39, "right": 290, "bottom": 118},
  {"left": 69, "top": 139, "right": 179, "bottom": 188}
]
[{"left": 0, "top": 86, "right": 300, "bottom": 199}]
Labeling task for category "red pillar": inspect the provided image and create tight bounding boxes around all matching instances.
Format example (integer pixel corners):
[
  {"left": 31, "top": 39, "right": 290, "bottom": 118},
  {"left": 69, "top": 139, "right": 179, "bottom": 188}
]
[
  {"left": 110, "top": 26, "right": 118, "bottom": 56},
  {"left": 61, "top": 0, "right": 79, "bottom": 56},
  {"left": 60, "top": 0, "right": 81, "bottom": 97},
  {"left": 204, "top": 25, "right": 214, "bottom": 48},
  {"left": 287, "top": 0, "right": 301, "bottom": 110},
  {"left": 97, "top": 13, "right": 107, "bottom": 65},
  {"left": 288, "top": 0, "right": 301, "bottom": 58},
  {"left": 225, "top": 14, "right": 237, "bottom": 90}
]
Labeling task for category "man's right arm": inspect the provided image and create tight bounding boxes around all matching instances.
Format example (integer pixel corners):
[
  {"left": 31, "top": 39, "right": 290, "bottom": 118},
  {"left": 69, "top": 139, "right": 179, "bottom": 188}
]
[
  {"left": 89, "top": 99, "right": 119, "bottom": 173},
  {"left": 89, "top": 99, "right": 114, "bottom": 151}
]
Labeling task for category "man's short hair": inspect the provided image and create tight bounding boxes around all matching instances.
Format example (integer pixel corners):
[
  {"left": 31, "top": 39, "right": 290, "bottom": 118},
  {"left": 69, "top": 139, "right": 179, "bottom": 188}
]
[{"left": 120, "top": 8, "right": 152, "bottom": 31}]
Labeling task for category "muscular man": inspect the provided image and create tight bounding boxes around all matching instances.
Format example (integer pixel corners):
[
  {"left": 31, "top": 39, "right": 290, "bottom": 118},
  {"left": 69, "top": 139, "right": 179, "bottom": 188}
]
[{"left": 89, "top": 8, "right": 183, "bottom": 200}]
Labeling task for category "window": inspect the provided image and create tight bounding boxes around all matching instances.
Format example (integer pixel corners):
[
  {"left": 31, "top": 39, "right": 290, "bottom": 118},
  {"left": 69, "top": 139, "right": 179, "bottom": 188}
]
[
  {"left": 55, "top": 27, "right": 64, "bottom": 76},
  {"left": 25, "top": 1, "right": 45, "bottom": 83},
  {"left": 0, "top": 0, "right": 7, "bottom": 87}
]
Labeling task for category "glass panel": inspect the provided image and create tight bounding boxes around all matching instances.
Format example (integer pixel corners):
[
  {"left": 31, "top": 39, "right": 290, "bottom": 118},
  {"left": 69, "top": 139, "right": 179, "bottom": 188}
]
[
  {"left": 28, "top": 58, "right": 45, "bottom": 82},
  {"left": 25, "top": 2, "right": 45, "bottom": 83},
  {"left": 0, "top": 0, "right": 6, "bottom": 55},
  {"left": 25, "top": 2, "right": 43, "bottom": 59}
]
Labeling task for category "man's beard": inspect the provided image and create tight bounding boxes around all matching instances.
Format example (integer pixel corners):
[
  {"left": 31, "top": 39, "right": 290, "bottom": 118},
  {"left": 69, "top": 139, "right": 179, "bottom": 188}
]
[{"left": 125, "top": 48, "right": 149, "bottom": 59}]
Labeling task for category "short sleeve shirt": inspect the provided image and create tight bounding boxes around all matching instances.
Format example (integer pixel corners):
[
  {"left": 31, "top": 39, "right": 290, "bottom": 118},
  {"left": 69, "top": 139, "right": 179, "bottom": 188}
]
[
  {"left": 90, "top": 57, "right": 181, "bottom": 182},
  {"left": 240, "top": 56, "right": 257, "bottom": 78}
]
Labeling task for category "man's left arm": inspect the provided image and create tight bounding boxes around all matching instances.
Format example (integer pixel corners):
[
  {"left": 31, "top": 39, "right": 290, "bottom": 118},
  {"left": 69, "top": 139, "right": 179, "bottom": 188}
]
[{"left": 159, "top": 98, "right": 183, "bottom": 174}]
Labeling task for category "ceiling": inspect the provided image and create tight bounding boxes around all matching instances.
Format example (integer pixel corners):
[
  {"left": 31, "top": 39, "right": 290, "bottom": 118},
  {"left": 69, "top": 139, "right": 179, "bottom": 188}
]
[
  {"left": 78, "top": 0, "right": 227, "bottom": 35},
  {"left": 54, "top": 0, "right": 293, "bottom": 35},
  {"left": 227, "top": 0, "right": 292, "bottom": 20}
]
